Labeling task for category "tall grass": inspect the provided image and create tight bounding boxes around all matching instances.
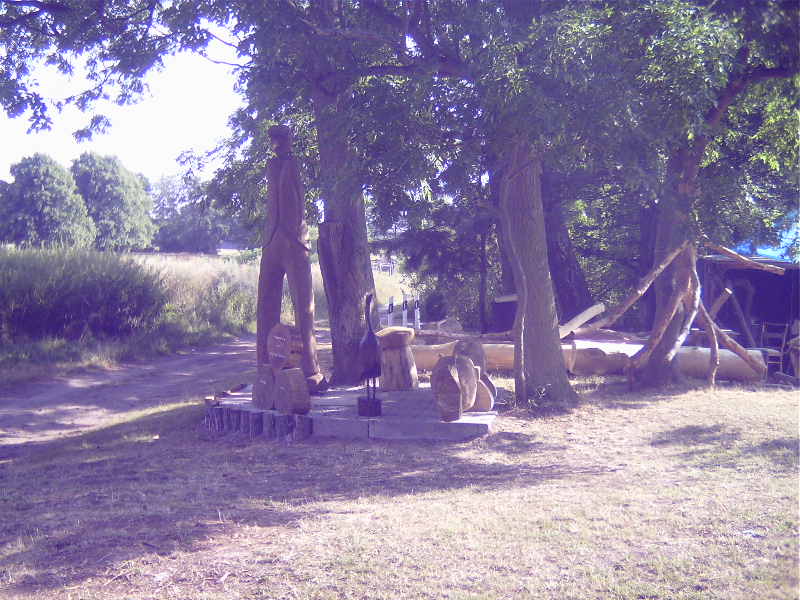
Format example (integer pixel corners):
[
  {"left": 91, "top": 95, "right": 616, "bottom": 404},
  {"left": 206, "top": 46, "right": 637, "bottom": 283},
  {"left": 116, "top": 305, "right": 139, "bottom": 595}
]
[
  {"left": 0, "top": 247, "right": 410, "bottom": 383},
  {"left": 135, "top": 253, "right": 258, "bottom": 337},
  {"left": 0, "top": 247, "right": 165, "bottom": 342},
  {"left": 0, "top": 249, "right": 260, "bottom": 382}
]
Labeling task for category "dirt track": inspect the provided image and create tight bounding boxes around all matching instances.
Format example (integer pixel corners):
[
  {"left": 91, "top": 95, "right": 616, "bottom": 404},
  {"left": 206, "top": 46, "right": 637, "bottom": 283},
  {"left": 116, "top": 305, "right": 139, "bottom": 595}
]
[{"left": 0, "top": 336, "right": 259, "bottom": 452}]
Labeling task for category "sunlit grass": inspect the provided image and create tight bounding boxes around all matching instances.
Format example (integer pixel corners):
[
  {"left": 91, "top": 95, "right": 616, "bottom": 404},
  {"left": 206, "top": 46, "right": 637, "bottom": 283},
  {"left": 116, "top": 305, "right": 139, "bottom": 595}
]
[{"left": 1, "top": 383, "right": 796, "bottom": 599}]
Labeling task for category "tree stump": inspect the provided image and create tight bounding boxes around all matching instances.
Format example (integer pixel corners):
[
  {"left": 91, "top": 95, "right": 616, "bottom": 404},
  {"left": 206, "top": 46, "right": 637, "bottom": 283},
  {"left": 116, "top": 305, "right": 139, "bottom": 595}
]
[
  {"left": 376, "top": 326, "right": 418, "bottom": 391},
  {"left": 267, "top": 323, "right": 303, "bottom": 370},
  {"left": 253, "top": 364, "right": 277, "bottom": 409},
  {"left": 274, "top": 367, "right": 311, "bottom": 415},
  {"left": 431, "top": 355, "right": 477, "bottom": 422}
]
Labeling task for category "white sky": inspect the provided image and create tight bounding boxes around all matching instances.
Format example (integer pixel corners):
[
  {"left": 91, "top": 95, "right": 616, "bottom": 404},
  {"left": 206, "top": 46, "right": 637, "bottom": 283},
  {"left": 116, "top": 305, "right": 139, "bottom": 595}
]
[{"left": 0, "top": 49, "right": 243, "bottom": 183}]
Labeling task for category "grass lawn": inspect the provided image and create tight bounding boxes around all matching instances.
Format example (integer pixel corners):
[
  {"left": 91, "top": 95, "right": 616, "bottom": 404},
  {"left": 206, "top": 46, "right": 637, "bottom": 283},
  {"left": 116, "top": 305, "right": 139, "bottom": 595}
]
[{"left": 1, "top": 380, "right": 797, "bottom": 599}]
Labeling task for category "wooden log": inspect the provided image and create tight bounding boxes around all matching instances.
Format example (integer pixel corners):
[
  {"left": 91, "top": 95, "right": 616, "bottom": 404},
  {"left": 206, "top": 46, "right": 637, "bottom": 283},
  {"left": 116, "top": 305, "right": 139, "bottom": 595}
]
[
  {"left": 274, "top": 368, "right": 311, "bottom": 415},
  {"left": 558, "top": 302, "right": 605, "bottom": 339},
  {"left": 411, "top": 341, "right": 457, "bottom": 371},
  {"left": 696, "top": 301, "right": 719, "bottom": 386},
  {"left": 376, "top": 326, "right": 415, "bottom": 348},
  {"left": 414, "top": 329, "right": 512, "bottom": 344},
  {"left": 707, "top": 320, "right": 767, "bottom": 380},
  {"left": 631, "top": 272, "right": 688, "bottom": 370},
  {"left": 676, "top": 347, "right": 766, "bottom": 382},
  {"left": 267, "top": 323, "right": 303, "bottom": 370},
  {"left": 413, "top": 337, "right": 760, "bottom": 382},
  {"left": 377, "top": 326, "right": 418, "bottom": 391},
  {"left": 412, "top": 341, "right": 578, "bottom": 372},
  {"left": 431, "top": 355, "right": 477, "bottom": 421},
  {"left": 570, "top": 348, "right": 631, "bottom": 376},
  {"left": 379, "top": 347, "right": 419, "bottom": 390}
]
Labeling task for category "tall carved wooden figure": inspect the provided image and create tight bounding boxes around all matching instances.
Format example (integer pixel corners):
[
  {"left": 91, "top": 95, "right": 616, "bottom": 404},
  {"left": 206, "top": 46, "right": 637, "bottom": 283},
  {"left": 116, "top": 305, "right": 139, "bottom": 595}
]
[{"left": 256, "top": 125, "right": 326, "bottom": 393}]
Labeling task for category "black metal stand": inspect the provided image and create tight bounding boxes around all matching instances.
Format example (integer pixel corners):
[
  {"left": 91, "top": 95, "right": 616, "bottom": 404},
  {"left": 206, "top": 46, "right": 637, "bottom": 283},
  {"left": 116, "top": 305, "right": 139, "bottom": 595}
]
[{"left": 357, "top": 396, "right": 382, "bottom": 417}]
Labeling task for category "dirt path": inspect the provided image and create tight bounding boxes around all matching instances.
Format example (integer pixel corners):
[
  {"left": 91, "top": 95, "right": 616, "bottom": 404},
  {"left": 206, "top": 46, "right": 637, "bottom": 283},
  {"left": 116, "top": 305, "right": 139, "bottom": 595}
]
[{"left": 0, "top": 336, "right": 262, "bottom": 451}]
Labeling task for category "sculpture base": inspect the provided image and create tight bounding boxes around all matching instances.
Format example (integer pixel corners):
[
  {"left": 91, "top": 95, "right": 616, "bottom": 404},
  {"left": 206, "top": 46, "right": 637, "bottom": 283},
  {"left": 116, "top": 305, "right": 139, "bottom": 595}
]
[{"left": 357, "top": 396, "right": 382, "bottom": 417}]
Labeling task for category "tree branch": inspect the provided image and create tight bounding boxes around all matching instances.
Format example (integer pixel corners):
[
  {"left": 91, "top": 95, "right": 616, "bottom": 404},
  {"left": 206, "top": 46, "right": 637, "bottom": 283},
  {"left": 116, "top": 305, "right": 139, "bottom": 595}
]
[{"left": 703, "top": 241, "right": 786, "bottom": 275}]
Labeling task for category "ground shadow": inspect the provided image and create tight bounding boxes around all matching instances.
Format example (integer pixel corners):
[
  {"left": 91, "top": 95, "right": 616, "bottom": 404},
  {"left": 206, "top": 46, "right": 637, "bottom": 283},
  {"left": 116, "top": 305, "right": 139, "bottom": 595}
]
[
  {"left": 0, "top": 403, "right": 611, "bottom": 595},
  {"left": 649, "top": 423, "right": 798, "bottom": 473}
]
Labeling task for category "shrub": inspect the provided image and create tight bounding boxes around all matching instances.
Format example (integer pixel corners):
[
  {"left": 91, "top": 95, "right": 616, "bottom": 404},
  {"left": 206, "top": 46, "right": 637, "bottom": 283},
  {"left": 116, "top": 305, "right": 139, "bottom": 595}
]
[{"left": 0, "top": 247, "right": 166, "bottom": 342}]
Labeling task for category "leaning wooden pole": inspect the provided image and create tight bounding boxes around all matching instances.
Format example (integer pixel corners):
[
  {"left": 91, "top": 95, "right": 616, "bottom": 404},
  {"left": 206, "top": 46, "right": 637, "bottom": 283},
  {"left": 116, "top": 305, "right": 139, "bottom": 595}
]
[
  {"left": 703, "top": 241, "right": 785, "bottom": 275},
  {"left": 708, "top": 287, "right": 732, "bottom": 319},
  {"left": 662, "top": 246, "right": 702, "bottom": 364},
  {"left": 631, "top": 279, "right": 687, "bottom": 370},
  {"left": 696, "top": 301, "right": 720, "bottom": 386},
  {"left": 707, "top": 316, "right": 767, "bottom": 379},
  {"left": 584, "top": 239, "right": 690, "bottom": 332}
]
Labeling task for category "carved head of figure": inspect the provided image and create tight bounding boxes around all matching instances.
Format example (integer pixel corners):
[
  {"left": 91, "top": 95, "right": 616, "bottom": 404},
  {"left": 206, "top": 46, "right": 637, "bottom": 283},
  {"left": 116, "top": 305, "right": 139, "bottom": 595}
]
[{"left": 267, "top": 124, "right": 293, "bottom": 157}]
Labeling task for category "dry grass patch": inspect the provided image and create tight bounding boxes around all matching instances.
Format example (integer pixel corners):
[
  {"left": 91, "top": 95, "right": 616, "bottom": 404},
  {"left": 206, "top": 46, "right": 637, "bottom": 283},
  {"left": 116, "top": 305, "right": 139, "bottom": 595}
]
[{"left": 1, "top": 381, "right": 797, "bottom": 599}]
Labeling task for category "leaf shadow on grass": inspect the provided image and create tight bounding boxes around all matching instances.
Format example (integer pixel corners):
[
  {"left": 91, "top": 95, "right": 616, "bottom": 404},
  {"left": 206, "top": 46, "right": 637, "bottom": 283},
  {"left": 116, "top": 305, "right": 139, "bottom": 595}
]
[
  {"left": 650, "top": 423, "right": 799, "bottom": 473},
  {"left": 0, "top": 404, "right": 606, "bottom": 595}
]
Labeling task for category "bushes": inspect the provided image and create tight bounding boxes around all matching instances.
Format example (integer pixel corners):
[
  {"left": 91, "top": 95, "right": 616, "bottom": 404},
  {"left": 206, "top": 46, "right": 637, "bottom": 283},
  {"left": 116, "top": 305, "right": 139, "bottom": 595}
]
[
  {"left": 0, "top": 247, "right": 165, "bottom": 342},
  {"left": 0, "top": 249, "right": 261, "bottom": 351}
]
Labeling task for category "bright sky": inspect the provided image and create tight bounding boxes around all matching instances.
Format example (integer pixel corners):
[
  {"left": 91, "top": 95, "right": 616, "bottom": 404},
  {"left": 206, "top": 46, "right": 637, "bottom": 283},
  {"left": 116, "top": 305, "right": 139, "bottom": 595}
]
[{"left": 0, "top": 49, "right": 243, "bottom": 184}]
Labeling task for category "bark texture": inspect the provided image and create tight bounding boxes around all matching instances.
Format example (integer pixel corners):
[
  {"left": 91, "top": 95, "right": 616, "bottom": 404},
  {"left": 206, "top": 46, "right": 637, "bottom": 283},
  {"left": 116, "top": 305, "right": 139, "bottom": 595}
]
[
  {"left": 313, "top": 89, "right": 376, "bottom": 384},
  {"left": 496, "top": 139, "right": 577, "bottom": 406},
  {"left": 542, "top": 178, "right": 594, "bottom": 322}
]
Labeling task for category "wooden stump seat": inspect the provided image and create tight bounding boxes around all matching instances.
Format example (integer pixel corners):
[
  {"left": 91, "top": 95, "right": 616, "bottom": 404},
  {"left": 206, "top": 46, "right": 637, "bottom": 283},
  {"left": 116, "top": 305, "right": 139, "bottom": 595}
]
[{"left": 376, "top": 326, "right": 419, "bottom": 391}]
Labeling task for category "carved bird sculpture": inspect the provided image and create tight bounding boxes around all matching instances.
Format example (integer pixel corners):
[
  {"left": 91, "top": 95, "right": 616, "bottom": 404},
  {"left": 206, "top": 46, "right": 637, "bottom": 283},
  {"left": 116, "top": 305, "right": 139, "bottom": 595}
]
[{"left": 358, "top": 293, "right": 381, "bottom": 400}]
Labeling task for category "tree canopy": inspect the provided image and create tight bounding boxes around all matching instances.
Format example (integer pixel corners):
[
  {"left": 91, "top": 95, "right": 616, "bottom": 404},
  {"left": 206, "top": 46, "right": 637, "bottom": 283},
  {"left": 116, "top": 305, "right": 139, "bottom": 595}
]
[
  {"left": 71, "top": 152, "right": 155, "bottom": 251},
  {"left": 2, "top": 0, "right": 797, "bottom": 396},
  {"left": 0, "top": 153, "right": 96, "bottom": 248}
]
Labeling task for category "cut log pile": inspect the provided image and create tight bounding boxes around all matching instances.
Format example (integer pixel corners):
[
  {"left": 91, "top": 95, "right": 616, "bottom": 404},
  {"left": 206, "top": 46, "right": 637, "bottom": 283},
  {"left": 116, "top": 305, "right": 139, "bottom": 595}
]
[
  {"left": 410, "top": 240, "right": 784, "bottom": 386},
  {"left": 411, "top": 340, "right": 764, "bottom": 382}
]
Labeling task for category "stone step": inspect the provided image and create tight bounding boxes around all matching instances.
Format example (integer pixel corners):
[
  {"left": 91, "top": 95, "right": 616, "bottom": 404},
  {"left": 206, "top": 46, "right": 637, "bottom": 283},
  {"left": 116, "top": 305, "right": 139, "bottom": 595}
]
[{"left": 205, "top": 383, "right": 495, "bottom": 442}]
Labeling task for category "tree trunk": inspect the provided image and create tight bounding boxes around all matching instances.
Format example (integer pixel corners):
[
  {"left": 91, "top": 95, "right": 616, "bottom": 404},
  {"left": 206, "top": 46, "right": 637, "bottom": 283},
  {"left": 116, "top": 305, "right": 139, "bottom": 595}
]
[
  {"left": 488, "top": 169, "right": 516, "bottom": 296},
  {"left": 496, "top": 139, "right": 577, "bottom": 406},
  {"left": 634, "top": 150, "right": 696, "bottom": 386},
  {"left": 312, "top": 88, "right": 376, "bottom": 384},
  {"left": 541, "top": 177, "right": 594, "bottom": 322},
  {"left": 479, "top": 230, "right": 488, "bottom": 333}
]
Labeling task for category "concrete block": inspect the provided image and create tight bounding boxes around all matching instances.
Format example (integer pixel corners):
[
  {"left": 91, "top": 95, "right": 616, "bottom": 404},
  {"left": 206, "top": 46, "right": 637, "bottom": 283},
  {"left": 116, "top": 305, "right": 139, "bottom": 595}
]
[
  {"left": 369, "top": 414, "right": 495, "bottom": 442},
  {"left": 294, "top": 415, "right": 313, "bottom": 441},
  {"left": 240, "top": 407, "right": 264, "bottom": 437},
  {"left": 311, "top": 416, "right": 370, "bottom": 439},
  {"left": 261, "top": 411, "right": 275, "bottom": 439},
  {"left": 274, "top": 413, "right": 295, "bottom": 438}
]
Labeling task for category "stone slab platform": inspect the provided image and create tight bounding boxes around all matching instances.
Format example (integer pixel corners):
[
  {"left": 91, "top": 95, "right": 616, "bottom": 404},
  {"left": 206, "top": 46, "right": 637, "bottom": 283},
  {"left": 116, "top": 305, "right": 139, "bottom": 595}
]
[{"left": 205, "top": 383, "right": 496, "bottom": 442}]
